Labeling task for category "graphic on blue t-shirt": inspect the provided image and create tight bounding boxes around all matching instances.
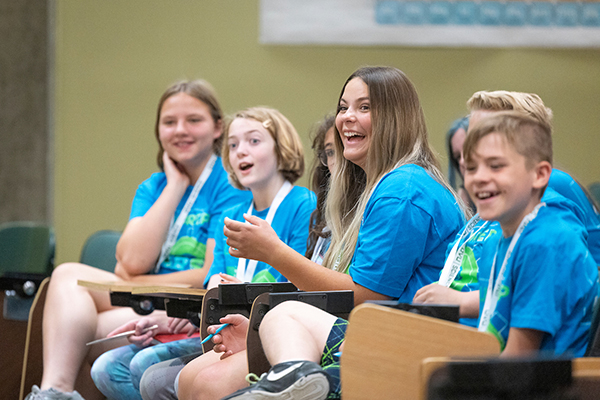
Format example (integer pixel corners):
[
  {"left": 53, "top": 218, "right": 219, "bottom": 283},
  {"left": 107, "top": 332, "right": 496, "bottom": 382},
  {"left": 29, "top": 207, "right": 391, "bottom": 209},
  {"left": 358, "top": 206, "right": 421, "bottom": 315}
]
[{"left": 129, "top": 158, "right": 251, "bottom": 274}]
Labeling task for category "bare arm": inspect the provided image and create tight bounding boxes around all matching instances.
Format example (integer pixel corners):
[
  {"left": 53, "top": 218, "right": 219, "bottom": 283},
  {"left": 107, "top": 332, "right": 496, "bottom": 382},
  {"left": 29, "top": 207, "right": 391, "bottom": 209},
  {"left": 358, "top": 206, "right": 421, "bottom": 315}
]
[
  {"left": 413, "top": 285, "right": 480, "bottom": 318},
  {"left": 116, "top": 153, "right": 190, "bottom": 276},
  {"left": 500, "top": 327, "right": 543, "bottom": 358},
  {"left": 114, "top": 239, "right": 215, "bottom": 287},
  {"left": 225, "top": 215, "right": 390, "bottom": 306}
]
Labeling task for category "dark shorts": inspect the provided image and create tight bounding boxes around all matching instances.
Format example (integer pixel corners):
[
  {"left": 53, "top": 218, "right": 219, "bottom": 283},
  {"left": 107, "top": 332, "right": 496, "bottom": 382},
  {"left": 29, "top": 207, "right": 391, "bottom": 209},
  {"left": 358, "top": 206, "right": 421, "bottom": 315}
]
[{"left": 320, "top": 317, "right": 348, "bottom": 399}]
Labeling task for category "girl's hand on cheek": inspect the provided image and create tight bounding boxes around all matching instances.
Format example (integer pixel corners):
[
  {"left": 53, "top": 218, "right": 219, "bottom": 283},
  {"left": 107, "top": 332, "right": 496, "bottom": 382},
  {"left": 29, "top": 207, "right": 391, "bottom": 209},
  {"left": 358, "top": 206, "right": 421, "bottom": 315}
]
[{"left": 163, "top": 152, "right": 190, "bottom": 190}]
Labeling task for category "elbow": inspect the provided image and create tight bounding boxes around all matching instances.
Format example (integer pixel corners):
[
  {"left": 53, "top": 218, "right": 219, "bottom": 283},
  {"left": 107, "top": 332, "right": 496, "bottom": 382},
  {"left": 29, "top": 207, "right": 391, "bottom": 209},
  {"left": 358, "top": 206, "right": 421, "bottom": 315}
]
[{"left": 116, "top": 252, "right": 153, "bottom": 276}]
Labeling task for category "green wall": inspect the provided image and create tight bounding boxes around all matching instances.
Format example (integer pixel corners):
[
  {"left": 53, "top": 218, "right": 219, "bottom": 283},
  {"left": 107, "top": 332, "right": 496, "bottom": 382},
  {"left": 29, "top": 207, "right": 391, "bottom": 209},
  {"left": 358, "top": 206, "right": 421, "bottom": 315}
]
[{"left": 54, "top": 0, "right": 600, "bottom": 263}]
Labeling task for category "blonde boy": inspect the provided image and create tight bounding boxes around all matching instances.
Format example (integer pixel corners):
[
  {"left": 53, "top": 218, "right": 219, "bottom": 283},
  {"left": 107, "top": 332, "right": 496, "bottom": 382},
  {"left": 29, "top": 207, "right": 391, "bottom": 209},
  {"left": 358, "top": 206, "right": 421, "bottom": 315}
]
[{"left": 463, "top": 111, "right": 598, "bottom": 357}]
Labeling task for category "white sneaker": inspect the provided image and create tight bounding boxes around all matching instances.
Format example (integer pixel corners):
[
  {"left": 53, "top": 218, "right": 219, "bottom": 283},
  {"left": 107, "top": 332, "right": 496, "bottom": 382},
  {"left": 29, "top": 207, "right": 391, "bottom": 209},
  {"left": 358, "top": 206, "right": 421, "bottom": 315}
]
[{"left": 25, "top": 385, "right": 85, "bottom": 400}]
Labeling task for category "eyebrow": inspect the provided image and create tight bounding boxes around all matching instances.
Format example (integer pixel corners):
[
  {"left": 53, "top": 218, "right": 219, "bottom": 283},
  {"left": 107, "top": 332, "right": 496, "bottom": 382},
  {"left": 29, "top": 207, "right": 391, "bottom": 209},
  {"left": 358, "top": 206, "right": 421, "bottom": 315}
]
[
  {"left": 228, "top": 129, "right": 264, "bottom": 139},
  {"left": 339, "top": 96, "right": 370, "bottom": 104}
]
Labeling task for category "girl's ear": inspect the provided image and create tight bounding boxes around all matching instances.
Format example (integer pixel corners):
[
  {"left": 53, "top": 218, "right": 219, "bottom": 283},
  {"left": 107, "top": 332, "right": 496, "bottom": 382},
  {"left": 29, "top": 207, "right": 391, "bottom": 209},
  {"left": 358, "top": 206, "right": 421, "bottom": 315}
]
[{"left": 532, "top": 161, "right": 552, "bottom": 190}]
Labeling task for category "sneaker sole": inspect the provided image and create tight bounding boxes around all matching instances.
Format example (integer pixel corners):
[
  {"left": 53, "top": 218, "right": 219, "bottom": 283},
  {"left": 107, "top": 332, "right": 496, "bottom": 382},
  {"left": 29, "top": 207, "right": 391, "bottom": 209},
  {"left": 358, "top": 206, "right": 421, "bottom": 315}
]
[{"left": 230, "top": 373, "right": 330, "bottom": 400}]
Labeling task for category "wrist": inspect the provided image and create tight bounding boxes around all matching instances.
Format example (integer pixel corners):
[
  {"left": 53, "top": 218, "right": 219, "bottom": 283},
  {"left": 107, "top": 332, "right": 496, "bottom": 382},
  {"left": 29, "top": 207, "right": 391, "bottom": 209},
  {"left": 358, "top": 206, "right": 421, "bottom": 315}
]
[{"left": 161, "top": 182, "right": 188, "bottom": 205}]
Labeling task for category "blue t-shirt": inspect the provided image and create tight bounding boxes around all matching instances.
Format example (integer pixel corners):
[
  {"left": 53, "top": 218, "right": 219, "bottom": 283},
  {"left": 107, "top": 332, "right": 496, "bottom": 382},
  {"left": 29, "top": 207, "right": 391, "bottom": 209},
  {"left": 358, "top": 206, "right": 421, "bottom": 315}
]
[
  {"left": 204, "top": 185, "right": 316, "bottom": 285},
  {"left": 349, "top": 164, "right": 465, "bottom": 301},
  {"left": 447, "top": 182, "right": 596, "bottom": 327},
  {"left": 442, "top": 219, "right": 501, "bottom": 327},
  {"left": 478, "top": 191, "right": 599, "bottom": 356},
  {"left": 130, "top": 158, "right": 251, "bottom": 274},
  {"left": 549, "top": 169, "right": 600, "bottom": 265}
]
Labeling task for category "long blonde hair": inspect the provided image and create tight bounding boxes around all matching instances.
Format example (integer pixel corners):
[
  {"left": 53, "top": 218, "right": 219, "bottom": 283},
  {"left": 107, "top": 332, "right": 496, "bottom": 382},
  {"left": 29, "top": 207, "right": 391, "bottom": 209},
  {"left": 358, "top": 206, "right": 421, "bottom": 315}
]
[{"left": 323, "top": 67, "right": 468, "bottom": 272}]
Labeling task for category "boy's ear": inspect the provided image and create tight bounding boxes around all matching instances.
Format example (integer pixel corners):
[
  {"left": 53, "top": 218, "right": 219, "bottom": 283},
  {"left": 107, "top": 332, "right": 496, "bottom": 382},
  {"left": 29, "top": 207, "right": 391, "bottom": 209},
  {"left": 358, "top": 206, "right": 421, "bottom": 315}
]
[{"left": 532, "top": 161, "right": 552, "bottom": 190}]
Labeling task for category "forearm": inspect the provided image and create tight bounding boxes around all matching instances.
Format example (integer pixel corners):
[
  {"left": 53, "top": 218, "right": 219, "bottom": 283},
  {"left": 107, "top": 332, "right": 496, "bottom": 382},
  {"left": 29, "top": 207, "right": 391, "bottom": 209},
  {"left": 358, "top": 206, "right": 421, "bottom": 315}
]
[
  {"left": 500, "top": 328, "right": 543, "bottom": 357},
  {"left": 126, "top": 268, "right": 210, "bottom": 288},
  {"left": 266, "top": 241, "right": 390, "bottom": 306},
  {"left": 117, "top": 184, "right": 186, "bottom": 275},
  {"left": 458, "top": 291, "right": 480, "bottom": 318}
]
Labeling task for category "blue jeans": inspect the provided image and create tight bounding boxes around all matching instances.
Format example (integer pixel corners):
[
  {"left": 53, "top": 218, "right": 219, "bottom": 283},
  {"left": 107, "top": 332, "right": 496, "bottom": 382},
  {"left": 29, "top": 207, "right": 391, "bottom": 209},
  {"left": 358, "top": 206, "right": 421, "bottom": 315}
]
[{"left": 91, "top": 337, "right": 203, "bottom": 400}]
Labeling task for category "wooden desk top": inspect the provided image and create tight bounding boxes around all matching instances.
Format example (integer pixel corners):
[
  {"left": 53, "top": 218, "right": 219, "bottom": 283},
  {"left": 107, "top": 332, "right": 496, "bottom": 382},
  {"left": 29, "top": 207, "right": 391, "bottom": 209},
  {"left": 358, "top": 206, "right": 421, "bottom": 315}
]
[
  {"left": 131, "top": 285, "right": 206, "bottom": 298},
  {"left": 77, "top": 280, "right": 191, "bottom": 294}
]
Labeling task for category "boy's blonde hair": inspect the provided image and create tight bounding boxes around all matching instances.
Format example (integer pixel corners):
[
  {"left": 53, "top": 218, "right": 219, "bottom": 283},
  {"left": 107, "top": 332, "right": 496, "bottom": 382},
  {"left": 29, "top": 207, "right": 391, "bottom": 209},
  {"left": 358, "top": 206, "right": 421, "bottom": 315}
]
[
  {"left": 464, "top": 111, "right": 553, "bottom": 169},
  {"left": 467, "top": 90, "right": 553, "bottom": 132},
  {"left": 221, "top": 107, "right": 305, "bottom": 190}
]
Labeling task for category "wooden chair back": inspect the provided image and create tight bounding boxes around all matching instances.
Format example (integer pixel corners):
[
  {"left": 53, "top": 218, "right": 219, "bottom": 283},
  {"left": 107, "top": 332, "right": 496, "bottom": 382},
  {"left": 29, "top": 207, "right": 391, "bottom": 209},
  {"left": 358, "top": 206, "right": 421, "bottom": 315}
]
[{"left": 341, "top": 303, "right": 500, "bottom": 400}]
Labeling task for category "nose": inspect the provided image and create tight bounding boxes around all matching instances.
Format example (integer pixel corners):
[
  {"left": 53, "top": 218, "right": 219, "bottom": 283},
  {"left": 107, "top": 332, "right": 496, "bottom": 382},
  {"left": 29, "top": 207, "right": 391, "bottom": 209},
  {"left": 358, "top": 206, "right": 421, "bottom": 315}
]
[
  {"left": 175, "top": 119, "right": 186, "bottom": 134},
  {"left": 469, "top": 165, "right": 491, "bottom": 184},
  {"left": 339, "top": 108, "right": 356, "bottom": 124},
  {"left": 235, "top": 140, "right": 249, "bottom": 157}
]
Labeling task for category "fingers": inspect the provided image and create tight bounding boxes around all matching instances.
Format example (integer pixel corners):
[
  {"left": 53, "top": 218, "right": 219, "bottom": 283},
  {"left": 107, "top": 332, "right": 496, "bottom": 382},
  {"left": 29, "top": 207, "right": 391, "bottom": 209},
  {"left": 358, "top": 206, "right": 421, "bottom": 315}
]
[
  {"left": 132, "top": 334, "right": 154, "bottom": 348},
  {"left": 224, "top": 217, "right": 244, "bottom": 232},
  {"left": 170, "top": 319, "right": 191, "bottom": 334},
  {"left": 220, "top": 350, "right": 233, "bottom": 360},
  {"left": 186, "top": 324, "right": 197, "bottom": 337},
  {"left": 220, "top": 314, "right": 249, "bottom": 327},
  {"left": 218, "top": 273, "right": 241, "bottom": 284},
  {"left": 242, "top": 214, "right": 263, "bottom": 226},
  {"left": 227, "top": 244, "right": 241, "bottom": 257},
  {"left": 162, "top": 151, "right": 173, "bottom": 166},
  {"left": 107, "top": 321, "right": 136, "bottom": 337}
]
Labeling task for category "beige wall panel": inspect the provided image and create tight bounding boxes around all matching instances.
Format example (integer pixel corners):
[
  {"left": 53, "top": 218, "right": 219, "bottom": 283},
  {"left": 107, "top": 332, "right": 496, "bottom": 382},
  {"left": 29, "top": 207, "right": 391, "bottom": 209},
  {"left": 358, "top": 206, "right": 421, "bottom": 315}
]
[{"left": 54, "top": 0, "right": 600, "bottom": 263}]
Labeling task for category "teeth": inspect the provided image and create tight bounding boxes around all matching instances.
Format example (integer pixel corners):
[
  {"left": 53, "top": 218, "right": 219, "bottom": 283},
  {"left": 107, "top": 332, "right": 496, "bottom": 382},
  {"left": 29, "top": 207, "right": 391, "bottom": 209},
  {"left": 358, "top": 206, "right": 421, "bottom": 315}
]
[
  {"left": 239, "top": 163, "right": 253, "bottom": 171},
  {"left": 476, "top": 191, "right": 496, "bottom": 199},
  {"left": 344, "top": 131, "right": 363, "bottom": 138}
]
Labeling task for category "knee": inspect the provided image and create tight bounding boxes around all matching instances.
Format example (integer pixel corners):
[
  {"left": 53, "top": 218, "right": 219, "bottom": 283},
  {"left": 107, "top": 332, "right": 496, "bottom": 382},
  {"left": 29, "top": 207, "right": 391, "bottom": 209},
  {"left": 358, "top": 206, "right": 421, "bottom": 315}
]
[
  {"left": 50, "top": 262, "right": 82, "bottom": 282},
  {"left": 90, "top": 352, "right": 106, "bottom": 384},
  {"left": 178, "top": 361, "right": 224, "bottom": 400},
  {"left": 177, "top": 364, "right": 198, "bottom": 399},
  {"left": 90, "top": 350, "right": 119, "bottom": 389},
  {"left": 178, "top": 364, "right": 219, "bottom": 400},
  {"left": 139, "top": 365, "right": 178, "bottom": 400},
  {"left": 130, "top": 348, "right": 157, "bottom": 389},
  {"left": 260, "top": 301, "right": 311, "bottom": 332}
]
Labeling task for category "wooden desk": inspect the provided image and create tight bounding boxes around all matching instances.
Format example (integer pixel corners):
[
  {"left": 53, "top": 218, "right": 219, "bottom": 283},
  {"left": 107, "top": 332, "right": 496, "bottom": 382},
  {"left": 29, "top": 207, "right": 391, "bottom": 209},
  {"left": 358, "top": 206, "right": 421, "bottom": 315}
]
[{"left": 77, "top": 280, "right": 192, "bottom": 315}]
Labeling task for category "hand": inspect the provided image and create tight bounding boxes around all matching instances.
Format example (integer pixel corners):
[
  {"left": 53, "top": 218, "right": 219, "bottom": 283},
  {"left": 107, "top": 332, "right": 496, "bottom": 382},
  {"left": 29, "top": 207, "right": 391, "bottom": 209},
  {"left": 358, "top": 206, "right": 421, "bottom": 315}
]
[
  {"left": 168, "top": 317, "right": 197, "bottom": 336},
  {"left": 209, "top": 314, "right": 249, "bottom": 360},
  {"left": 108, "top": 317, "right": 159, "bottom": 348},
  {"left": 162, "top": 152, "right": 190, "bottom": 190},
  {"left": 412, "top": 283, "right": 463, "bottom": 306},
  {"left": 218, "top": 273, "right": 241, "bottom": 285},
  {"left": 224, "top": 215, "right": 282, "bottom": 264}
]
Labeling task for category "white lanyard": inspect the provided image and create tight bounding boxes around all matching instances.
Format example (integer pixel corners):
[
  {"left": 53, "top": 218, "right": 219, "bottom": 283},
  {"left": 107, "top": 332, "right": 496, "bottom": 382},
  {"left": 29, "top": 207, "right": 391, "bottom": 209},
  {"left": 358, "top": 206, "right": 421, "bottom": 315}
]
[
  {"left": 438, "top": 215, "right": 490, "bottom": 287},
  {"left": 478, "top": 203, "right": 545, "bottom": 332},
  {"left": 154, "top": 154, "right": 218, "bottom": 273},
  {"left": 236, "top": 181, "right": 293, "bottom": 282}
]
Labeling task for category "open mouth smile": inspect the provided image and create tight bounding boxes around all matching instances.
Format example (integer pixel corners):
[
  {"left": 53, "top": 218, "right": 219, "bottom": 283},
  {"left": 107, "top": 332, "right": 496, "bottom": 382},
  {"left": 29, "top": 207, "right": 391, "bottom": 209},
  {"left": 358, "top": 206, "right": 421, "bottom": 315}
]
[
  {"left": 343, "top": 131, "right": 365, "bottom": 142},
  {"left": 475, "top": 190, "right": 500, "bottom": 200}
]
